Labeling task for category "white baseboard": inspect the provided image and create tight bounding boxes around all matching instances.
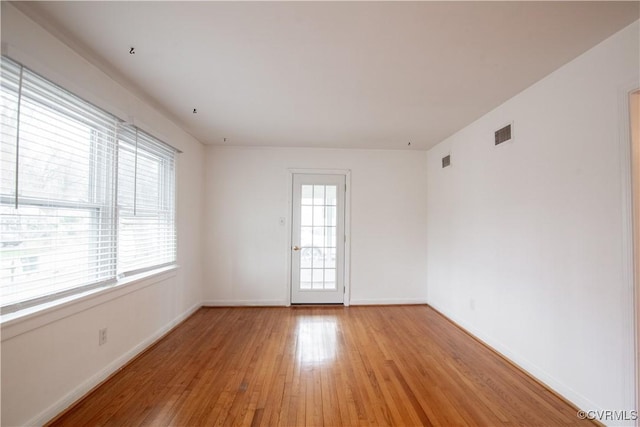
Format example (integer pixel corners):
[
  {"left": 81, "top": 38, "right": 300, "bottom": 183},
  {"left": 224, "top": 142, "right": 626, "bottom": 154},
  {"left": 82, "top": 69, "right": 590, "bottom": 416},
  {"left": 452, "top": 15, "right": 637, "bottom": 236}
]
[
  {"left": 202, "top": 299, "right": 287, "bottom": 307},
  {"left": 203, "top": 299, "right": 429, "bottom": 307},
  {"left": 25, "top": 302, "right": 201, "bottom": 427},
  {"left": 350, "top": 298, "right": 428, "bottom": 305},
  {"left": 428, "top": 301, "right": 601, "bottom": 416}
]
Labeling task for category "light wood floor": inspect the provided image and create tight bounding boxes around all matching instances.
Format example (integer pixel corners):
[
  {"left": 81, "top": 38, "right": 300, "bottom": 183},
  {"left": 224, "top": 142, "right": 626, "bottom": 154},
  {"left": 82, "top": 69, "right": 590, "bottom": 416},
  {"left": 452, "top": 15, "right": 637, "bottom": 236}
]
[{"left": 49, "top": 305, "right": 593, "bottom": 426}]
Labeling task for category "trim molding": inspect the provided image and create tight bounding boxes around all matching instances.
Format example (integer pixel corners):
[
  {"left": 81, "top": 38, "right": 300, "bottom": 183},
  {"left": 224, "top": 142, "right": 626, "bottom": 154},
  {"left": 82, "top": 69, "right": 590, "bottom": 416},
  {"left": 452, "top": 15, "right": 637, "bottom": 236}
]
[
  {"left": 618, "top": 82, "right": 640, "bottom": 425},
  {"left": 623, "top": 86, "right": 640, "bottom": 426},
  {"left": 350, "top": 298, "right": 428, "bottom": 305},
  {"left": 201, "top": 300, "right": 432, "bottom": 307},
  {"left": 34, "top": 302, "right": 201, "bottom": 427},
  {"left": 202, "top": 300, "right": 287, "bottom": 307}
]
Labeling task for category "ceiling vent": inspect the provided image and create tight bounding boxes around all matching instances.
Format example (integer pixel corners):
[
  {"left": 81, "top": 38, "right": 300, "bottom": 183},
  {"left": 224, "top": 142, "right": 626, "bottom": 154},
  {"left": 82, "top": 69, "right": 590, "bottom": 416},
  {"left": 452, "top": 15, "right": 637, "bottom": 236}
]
[
  {"left": 442, "top": 154, "right": 451, "bottom": 168},
  {"left": 494, "top": 123, "right": 512, "bottom": 146}
]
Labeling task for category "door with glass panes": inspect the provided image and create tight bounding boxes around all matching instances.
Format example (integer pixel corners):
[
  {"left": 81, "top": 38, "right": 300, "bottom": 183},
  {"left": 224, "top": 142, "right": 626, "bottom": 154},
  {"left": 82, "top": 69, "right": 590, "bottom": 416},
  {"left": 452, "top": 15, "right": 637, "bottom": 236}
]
[{"left": 291, "top": 174, "right": 345, "bottom": 304}]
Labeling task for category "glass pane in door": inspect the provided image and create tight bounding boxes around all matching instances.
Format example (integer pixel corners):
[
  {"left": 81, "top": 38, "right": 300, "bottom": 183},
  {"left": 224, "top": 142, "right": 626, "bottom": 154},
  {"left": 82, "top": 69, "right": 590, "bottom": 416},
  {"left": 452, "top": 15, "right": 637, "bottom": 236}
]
[{"left": 299, "top": 184, "right": 338, "bottom": 290}]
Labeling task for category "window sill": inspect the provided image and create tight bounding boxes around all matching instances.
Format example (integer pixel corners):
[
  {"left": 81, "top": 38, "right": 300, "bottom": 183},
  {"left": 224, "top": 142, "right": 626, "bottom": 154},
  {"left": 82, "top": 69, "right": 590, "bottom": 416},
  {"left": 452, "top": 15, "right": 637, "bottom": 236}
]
[{"left": 1, "top": 265, "right": 178, "bottom": 342}]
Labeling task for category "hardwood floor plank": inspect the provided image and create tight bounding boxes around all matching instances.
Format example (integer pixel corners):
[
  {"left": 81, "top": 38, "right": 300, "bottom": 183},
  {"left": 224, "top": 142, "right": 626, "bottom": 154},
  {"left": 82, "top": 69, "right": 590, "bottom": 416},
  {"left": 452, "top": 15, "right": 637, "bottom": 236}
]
[
  {"left": 48, "top": 306, "right": 596, "bottom": 427},
  {"left": 386, "top": 359, "right": 434, "bottom": 427}
]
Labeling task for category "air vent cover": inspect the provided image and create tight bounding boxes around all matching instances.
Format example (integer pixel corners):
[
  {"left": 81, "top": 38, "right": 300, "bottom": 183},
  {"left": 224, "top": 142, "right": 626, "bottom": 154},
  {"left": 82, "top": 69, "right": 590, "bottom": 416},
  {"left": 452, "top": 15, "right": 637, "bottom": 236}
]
[
  {"left": 442, "top": 155, "right": 451, "bottom": 168},
  {"left": 495, "top": 124, "right": 512, "bottom": 145}
]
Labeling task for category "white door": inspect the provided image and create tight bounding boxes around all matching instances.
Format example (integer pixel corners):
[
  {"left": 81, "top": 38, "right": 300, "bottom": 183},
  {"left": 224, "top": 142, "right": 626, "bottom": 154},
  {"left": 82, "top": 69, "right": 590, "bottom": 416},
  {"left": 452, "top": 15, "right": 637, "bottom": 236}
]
[{"left": 291, "top": 174, "right": 345, "bottom": 304}]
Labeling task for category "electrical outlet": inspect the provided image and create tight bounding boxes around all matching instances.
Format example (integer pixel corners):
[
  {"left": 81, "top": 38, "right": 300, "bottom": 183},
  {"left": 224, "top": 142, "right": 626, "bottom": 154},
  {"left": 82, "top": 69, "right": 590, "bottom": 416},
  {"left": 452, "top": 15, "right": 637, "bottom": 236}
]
[
  {"left": 99, "top": 328, "right": 108, "bottom": 346},
  {"left": 469, "top": 299, "right": 476, "bottom": 311}
]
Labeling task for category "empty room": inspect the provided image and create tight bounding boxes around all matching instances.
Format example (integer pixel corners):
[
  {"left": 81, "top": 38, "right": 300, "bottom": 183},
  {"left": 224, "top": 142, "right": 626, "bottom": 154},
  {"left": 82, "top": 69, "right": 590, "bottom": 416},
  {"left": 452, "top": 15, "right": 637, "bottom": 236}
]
[{"left": 1, "top": 1, "right": 639, "bottom": 426}]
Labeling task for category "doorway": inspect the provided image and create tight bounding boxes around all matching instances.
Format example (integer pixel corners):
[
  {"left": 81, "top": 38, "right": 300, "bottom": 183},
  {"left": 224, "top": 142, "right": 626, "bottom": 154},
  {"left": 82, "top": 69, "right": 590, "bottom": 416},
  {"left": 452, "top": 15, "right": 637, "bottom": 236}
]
[{"left": 290, "top": 173, "right": 346, "bottom": 304}]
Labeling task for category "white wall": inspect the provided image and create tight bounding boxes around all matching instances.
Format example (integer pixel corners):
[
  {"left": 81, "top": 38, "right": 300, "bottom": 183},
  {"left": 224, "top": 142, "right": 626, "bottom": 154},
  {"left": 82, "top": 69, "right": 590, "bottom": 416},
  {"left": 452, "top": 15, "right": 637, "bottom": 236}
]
[
  {"left": 0, "top": 4, "right": 204, "bottom": 426},
  {"left": 427, "top": 21, "right": 639, "bottom": 419},
  {"left": 203, "top": 146, "right": 428, "bottom": 306},
  {"left": 4, "top": 0, "right": 634, "bottom": 424}
]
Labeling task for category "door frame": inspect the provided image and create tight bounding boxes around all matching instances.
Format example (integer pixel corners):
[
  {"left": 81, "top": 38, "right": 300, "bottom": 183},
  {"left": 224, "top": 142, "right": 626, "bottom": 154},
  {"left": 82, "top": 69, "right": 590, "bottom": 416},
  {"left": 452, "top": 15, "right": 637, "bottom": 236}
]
[
  {"left": 286, "top": 168, "right": 351, "bottom": 306},
  {"left": 628, "top": 88, "right": 640, "bottom": 425},
  {"left": 619, "top": 84, "right": 639, "bottom": 424}
]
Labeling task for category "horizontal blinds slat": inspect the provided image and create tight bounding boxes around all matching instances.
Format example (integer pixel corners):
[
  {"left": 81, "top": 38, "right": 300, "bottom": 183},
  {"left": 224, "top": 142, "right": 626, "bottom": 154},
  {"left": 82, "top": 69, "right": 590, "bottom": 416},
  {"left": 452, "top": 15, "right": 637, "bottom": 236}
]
[
  {"left": 136, "top": 127, "right": 177, "bottom": 157},
  {"left": 18, "top": 103, "right": 116, "bottom": 141},
  {"left": 20, "top": 69, "right": 118, "bottom": 131},
  {"left": 1, "top": 55, "right": 176, "bottom": 314},
  {"left": 2, "top": 269, "right": 115, "bottom": 290},
  {"left": 0, "top": 62, "right": 20, "bottom": 196}
]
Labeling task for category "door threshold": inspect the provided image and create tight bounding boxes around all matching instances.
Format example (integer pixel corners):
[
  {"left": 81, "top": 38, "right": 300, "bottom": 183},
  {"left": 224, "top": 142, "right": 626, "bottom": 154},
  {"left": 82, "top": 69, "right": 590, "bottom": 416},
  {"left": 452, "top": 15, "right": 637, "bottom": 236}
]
[{"left": 290, "top": 303, "right": 345, "bottom": 308}]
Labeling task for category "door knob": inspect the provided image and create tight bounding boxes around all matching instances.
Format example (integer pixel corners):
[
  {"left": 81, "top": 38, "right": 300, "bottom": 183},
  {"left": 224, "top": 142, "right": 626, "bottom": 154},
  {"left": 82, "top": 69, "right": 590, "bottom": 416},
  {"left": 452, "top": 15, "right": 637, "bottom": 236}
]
[{"left": 292, "top": 246, "right": 301, "bottom": 251}]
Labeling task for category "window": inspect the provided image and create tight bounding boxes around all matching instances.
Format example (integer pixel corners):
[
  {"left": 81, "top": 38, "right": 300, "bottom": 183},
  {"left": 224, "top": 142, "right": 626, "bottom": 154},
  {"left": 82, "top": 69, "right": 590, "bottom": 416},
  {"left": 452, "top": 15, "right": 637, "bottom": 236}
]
[
  {"left": 117, "top": 127, "right": 176, "bottom": 276},
  {"left": 0, "top": 56, "right": 177, "bottom": 314}
]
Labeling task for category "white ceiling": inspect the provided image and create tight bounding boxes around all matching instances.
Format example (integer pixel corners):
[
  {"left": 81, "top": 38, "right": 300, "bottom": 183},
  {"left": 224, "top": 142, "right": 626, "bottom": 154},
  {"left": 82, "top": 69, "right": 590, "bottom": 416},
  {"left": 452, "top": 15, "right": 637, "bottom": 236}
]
[{"left": 13, "top": 1, "right": 639, "bottom": 150}]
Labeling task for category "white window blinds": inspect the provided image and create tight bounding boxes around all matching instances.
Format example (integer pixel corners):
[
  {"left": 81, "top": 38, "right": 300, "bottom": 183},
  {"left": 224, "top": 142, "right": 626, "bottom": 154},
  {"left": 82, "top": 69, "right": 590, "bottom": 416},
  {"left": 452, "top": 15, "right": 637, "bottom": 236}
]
[
  {"left": 0, "top": 56, "right": 177, "bottom": 314},
  {"left": 117, "top": 126, "right": 176, "bottom": 276}
]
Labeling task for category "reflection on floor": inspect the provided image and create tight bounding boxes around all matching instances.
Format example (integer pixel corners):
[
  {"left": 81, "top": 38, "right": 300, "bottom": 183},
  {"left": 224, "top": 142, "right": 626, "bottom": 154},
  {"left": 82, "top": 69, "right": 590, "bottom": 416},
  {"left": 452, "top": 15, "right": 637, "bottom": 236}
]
[{"left": 296, "top": 315, "right": 337, "bottom": 365}]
